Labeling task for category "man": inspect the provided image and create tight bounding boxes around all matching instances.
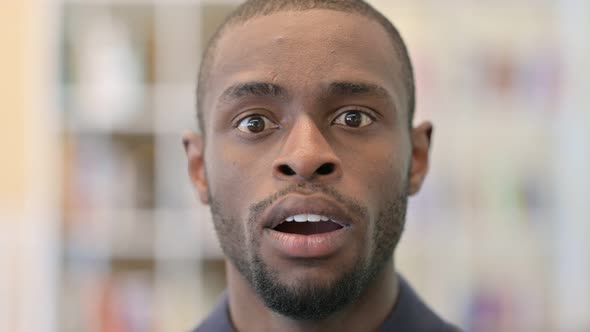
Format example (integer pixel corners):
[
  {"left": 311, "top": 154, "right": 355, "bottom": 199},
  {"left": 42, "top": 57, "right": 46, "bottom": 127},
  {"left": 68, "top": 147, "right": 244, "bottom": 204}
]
[{"left": 184, "top": 0, "right": 461, "bottom": 331}]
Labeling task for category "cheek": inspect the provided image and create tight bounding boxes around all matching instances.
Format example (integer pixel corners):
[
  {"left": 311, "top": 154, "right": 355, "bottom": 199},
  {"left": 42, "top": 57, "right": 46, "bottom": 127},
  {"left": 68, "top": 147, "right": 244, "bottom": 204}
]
[
  {"left": 205, "top": 139, "right": 272, "bottom": 213},
  {"left": 376, "top": 151, "right": 407, "bottom": 190},
  {"left": 341, "top": 138, "right": 409, "bottom": 202}
]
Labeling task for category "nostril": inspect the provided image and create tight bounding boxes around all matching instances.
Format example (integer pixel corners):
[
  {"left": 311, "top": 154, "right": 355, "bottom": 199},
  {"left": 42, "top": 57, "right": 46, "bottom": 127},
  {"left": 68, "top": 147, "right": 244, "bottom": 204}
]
[
  {"left": 278, "top": 164, "right": 296, "bottom": 176},
  {"left": 316, "top": 163, "right": 335, "bottom": 175}
]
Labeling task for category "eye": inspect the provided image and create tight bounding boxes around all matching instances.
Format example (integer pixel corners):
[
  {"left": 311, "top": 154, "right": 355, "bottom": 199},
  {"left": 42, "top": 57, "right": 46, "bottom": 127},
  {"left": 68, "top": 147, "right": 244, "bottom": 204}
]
[
  {"left": 332, "top": 110, "right": 374, "bottom": 128},
  {"left": 236, "top": 114, "right": 279, "bottom": 133}
]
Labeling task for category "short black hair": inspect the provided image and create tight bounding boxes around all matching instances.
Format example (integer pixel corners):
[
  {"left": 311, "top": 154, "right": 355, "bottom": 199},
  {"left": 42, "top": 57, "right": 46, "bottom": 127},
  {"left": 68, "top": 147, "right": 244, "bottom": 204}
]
[{"left": 196, "top": 0, "right": 415, "bottom": 134}]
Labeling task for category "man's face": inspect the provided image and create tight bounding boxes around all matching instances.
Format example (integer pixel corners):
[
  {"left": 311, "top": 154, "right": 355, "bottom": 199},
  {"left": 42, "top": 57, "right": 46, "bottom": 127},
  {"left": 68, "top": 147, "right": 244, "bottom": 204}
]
[{"left": 186, "top": 9, "right": 430, "bottom": 320}]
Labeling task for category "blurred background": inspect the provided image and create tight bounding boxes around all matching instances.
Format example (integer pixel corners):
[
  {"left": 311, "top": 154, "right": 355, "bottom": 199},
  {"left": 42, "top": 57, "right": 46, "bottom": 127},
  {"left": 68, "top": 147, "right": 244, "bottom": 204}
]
[{"left": 1, "top": 0, "right": 589, "bottom": 331}]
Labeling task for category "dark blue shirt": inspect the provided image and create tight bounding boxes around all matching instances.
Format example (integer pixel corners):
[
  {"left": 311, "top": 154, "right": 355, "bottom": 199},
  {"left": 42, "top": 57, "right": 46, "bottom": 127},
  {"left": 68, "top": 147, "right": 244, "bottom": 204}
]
[{"left": 194, "top": 276, "right": 462, "bottom": 332}]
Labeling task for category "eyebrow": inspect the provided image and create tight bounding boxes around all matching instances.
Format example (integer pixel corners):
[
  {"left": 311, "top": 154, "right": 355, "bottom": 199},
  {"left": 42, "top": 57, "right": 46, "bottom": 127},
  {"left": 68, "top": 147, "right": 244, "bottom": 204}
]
[
  {"left": 219, "top": 81, "right": 288, "bottom": 104},
  {"left": 217, "top": 80, "right": 393, "bottom": 106},
  {"left": 327, "top": 81, "right": 391, "bottom": 99}
]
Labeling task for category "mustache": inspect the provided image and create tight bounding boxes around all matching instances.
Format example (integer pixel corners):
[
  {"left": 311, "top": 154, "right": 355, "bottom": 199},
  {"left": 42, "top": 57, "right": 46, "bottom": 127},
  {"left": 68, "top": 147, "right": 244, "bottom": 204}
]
[{"left": 247, "top": 183, "right": 369, "bottom": 225}]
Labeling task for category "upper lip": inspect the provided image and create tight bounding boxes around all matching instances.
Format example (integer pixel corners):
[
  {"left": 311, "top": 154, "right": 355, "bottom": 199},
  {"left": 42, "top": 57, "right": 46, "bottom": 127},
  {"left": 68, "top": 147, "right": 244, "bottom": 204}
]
[{"left": 261, "top": 194, "right": 354, "bottom": 230}]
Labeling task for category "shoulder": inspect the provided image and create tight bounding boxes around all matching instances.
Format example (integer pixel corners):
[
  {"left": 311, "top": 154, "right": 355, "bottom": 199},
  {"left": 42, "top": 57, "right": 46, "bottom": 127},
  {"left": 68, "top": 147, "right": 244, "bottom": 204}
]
[
  {"left": 442, "top": 324, "right": 464, "bottom": 332},
  {"left": 380, "top": 276, "right": 464, "bottom": 332},
  {"left": 193, "top": 292, "right": 235, "bottom": 332}
]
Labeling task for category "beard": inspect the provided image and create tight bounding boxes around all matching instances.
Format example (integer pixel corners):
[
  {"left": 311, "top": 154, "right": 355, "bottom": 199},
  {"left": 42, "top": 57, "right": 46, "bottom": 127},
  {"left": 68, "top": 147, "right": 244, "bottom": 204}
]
[{"left": 208, "top": 183, "right": 408, "bottom": 321}]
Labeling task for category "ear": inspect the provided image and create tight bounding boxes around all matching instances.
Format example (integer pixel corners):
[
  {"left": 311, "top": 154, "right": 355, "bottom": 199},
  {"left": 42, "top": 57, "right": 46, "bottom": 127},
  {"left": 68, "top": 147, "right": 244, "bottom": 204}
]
[
  {"left": 408, "top": 122, "right": 433, "bottom": 196},
  {"left": 182, "top": 131, "right": 209, "bottom": 205}
]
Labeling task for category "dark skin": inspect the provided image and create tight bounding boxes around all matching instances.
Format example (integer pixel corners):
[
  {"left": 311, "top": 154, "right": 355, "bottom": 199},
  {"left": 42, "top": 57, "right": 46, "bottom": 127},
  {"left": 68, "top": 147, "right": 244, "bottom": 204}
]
[{"left": 184, "top": 9, "right": 432, "bottom": 332}]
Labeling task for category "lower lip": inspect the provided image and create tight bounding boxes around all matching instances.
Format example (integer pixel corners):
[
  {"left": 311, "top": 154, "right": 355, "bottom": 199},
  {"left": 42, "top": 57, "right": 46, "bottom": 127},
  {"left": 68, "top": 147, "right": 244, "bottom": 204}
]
[{"left": 264, "top": 227, "right": 350, "bottom": 258}]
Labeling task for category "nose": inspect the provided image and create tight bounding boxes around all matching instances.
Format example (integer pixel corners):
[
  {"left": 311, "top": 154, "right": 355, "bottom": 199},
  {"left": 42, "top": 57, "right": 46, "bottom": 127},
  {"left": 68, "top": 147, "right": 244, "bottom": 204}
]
[{"left": 272, "top": 116, "right": 342, "bottom": 182}]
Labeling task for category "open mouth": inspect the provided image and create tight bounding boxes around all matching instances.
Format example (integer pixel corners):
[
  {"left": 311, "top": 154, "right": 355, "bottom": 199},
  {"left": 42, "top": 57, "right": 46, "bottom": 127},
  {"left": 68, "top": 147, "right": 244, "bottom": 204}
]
[{"left": 273, "top": 214, "right": 344, "bottom": 235}]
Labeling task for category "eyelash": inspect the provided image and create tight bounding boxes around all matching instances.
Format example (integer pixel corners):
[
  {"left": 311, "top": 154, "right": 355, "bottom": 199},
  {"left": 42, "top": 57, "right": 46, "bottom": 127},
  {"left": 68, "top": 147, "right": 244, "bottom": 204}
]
[
  {"left": 331, "top": 107, "right": 378, "bottom": 122},
  {"left": 232, "top": 106, "right": 378, "bottom": 133}
]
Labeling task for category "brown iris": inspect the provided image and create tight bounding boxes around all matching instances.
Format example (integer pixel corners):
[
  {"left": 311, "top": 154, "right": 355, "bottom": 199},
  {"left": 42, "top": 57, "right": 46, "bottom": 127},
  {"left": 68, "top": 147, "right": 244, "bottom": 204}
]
[
  {"left": 344, "top": 111, "right": 363, "bottom": 127},
  {"left": 246, "top": 116, "right": 265, "bottom": 133}
]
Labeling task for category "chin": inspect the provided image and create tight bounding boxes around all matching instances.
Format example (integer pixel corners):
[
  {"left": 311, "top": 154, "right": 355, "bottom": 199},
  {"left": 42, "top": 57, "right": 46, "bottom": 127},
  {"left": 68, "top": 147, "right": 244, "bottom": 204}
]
[{"left": 249, "top": 253, "right": 371, "bottom": 321}]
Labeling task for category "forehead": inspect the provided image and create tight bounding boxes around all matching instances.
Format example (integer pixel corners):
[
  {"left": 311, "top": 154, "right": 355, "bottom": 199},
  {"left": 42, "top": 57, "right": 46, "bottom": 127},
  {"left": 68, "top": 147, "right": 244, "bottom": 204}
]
[{"left": 206, "top": 9, "right": 405, "bottom": 113}]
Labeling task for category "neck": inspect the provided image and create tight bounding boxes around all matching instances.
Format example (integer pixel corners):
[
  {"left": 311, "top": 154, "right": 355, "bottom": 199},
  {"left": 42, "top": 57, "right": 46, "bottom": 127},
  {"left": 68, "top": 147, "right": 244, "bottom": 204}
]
[{"left": 226, "top": 258, "right": 398, "bottom": 332}]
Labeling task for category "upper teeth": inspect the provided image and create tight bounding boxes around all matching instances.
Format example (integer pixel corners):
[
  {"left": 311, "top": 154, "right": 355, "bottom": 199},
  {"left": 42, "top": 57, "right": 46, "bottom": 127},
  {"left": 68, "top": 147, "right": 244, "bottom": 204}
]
[{"left": 285, "top": 214, "right": 330, "bottom": 223}]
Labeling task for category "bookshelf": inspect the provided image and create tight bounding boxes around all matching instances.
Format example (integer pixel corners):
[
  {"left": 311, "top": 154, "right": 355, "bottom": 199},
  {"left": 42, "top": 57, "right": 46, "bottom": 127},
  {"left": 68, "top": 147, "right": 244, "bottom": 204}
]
[{"left": 57, "top": 2, "right": 235, "bottom": 331}]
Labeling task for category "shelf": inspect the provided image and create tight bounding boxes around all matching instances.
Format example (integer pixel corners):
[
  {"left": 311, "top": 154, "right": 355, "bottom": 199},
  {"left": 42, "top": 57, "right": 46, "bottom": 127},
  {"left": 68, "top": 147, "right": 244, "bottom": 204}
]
[{"left": 60, "top": 84, "right": 156, "bottom": 135}]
